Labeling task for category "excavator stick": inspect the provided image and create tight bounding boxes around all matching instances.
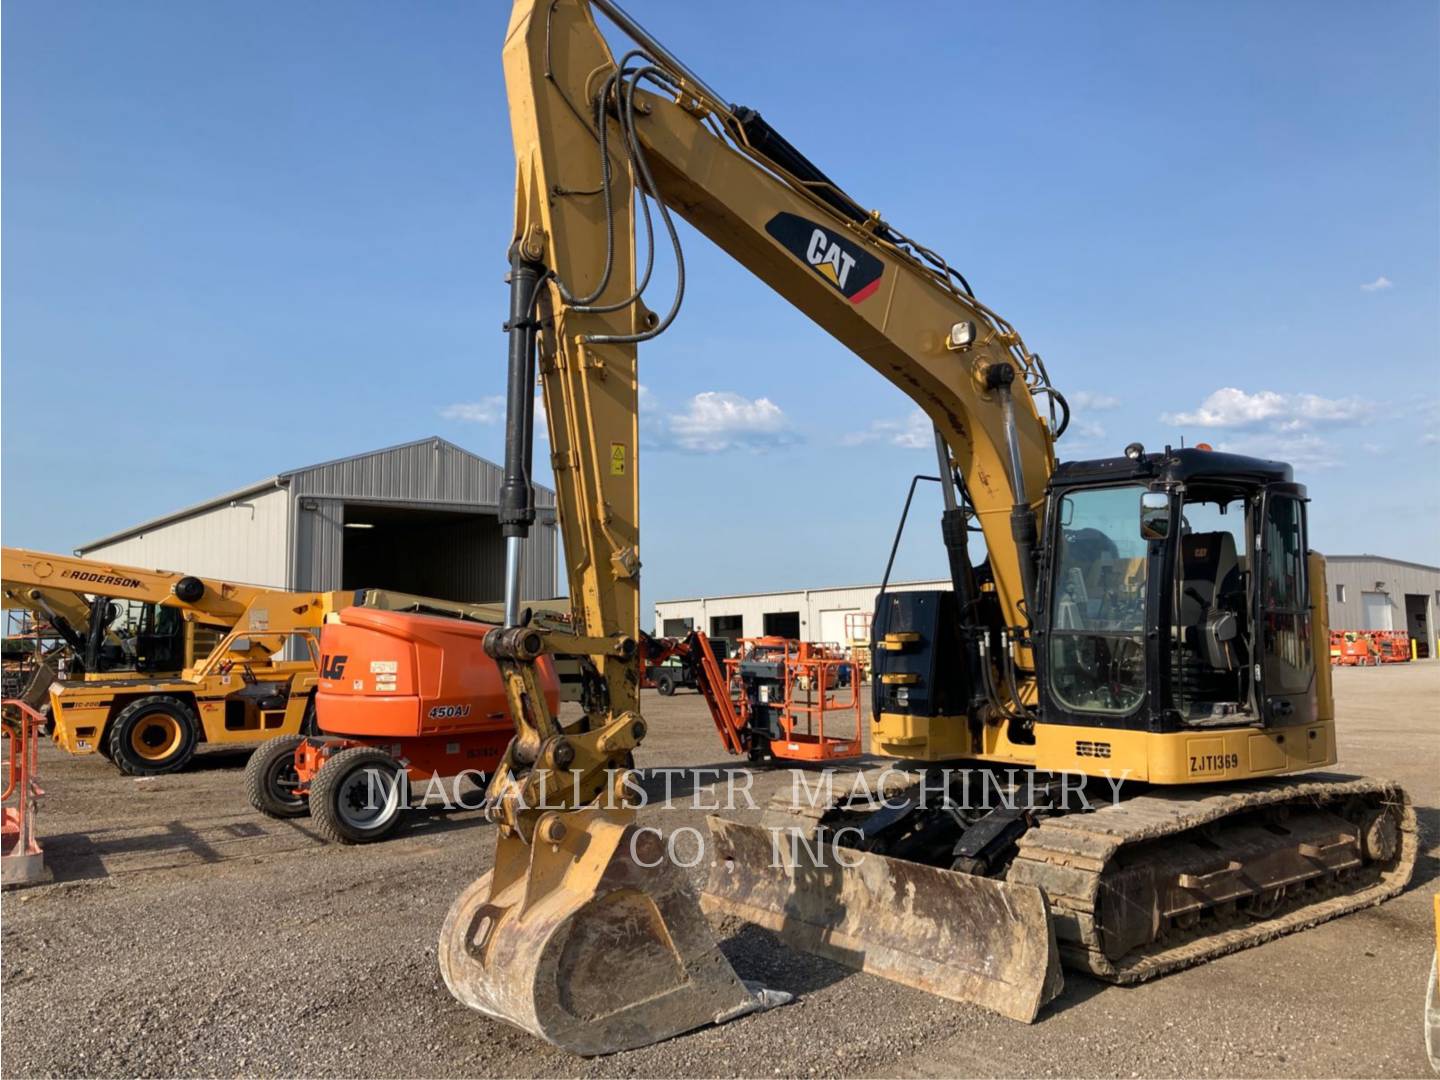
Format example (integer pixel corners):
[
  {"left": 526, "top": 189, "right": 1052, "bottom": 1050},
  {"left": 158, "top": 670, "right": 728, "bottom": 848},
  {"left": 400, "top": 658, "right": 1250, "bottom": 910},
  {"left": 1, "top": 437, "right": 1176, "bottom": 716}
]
[
  {"left": 702, "top": 809, "right": 1062, "bottom": 1023},
  {"left": 440, "top": 807, "right": 771, "bottom": 1056}
]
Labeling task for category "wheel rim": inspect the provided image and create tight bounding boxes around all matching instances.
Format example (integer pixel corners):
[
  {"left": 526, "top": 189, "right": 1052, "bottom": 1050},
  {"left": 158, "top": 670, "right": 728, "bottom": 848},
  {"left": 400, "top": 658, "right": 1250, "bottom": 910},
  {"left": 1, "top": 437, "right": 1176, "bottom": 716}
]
[
  {"left": 267, "top": 753, "right": 305, "bottom": 808},
  {"left": 130, "top": 713, "right": 184, "bottom": 761},
  {"left": 334, "top": 764, "right": 402, "bottom": 831}
]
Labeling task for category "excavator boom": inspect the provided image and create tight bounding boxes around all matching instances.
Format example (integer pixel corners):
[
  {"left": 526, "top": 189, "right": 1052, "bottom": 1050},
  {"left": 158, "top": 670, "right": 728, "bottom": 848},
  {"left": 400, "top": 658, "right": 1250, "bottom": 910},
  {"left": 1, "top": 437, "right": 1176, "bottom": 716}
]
[{"left": 439, "top": 0, "right": 1063, "bottom": 1051}]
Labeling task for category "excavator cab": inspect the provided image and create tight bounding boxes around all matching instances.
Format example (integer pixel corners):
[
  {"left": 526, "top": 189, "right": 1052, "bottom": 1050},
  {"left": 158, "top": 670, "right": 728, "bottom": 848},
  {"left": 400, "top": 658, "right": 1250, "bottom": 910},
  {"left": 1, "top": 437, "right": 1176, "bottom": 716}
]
[{"left": 1038, "top": 446, "right": 1319, "bottom": 743}]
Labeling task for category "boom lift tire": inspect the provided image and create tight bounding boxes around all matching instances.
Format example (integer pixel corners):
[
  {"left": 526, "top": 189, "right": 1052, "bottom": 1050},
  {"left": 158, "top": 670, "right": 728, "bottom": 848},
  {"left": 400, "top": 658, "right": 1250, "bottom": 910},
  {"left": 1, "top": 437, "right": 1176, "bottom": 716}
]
[
  {"left": 655, "top": 671, "right": 676, "bottom": 696},
  {"left": 107, "top": 695, "right": 199, "bottom": 776},
  {"left": 244, "top": 734, "right": 310, "bottom": 819},
  {"left": 309, "top": 746, "right": 407, "bottom": 844}
]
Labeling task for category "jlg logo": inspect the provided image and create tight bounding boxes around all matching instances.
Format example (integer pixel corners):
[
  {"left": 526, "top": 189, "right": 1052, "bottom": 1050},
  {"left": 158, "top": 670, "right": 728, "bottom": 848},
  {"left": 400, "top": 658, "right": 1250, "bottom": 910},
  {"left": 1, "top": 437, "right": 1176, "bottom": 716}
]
[
  {"left": 765, "top": 212, "right": 883, "bottom": 304},
  {"left": 320, "top": 654, "right": 348, "bottom": 679}
]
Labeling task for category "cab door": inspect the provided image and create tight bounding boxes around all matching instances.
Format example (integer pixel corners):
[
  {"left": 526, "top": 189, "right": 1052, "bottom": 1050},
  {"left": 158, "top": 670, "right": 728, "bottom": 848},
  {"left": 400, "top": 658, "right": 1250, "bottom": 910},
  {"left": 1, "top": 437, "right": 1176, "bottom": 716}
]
[{"left": 1254, "top": 488, "right": 1315, "bottom": 726}]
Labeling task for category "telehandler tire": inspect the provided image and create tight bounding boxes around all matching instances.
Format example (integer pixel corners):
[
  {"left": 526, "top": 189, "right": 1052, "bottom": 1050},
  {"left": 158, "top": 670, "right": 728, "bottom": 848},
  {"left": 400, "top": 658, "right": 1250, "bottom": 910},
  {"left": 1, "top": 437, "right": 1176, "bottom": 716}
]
[
  {"left": 310, "top": 746, "right": 407, "bottom": 844},
  {"left": 245, "top": 734, "right": 310, "bottom": 819},
  {"left": 107, "top": 696, "right": 199, "bottom": 776}
]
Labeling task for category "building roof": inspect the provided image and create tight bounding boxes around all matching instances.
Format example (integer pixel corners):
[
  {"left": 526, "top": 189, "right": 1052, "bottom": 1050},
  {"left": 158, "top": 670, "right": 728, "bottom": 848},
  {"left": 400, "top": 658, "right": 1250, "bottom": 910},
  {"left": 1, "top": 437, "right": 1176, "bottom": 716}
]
[
  {"left": 78, "top": 436, "right": 556, "bottom": 553},
  {"left": 1325, "top": 554, "right": 1440, "bottom": 574},
  {"left": 654, "top": 578, "right": 953, "bottom": 606}
]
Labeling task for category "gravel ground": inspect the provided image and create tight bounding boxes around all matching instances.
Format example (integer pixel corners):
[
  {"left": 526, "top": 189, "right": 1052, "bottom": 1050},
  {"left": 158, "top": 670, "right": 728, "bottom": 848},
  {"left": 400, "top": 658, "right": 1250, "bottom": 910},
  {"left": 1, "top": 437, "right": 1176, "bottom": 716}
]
[{"left": 3, "top": 663, "right": 1436, "bottom": 1078}]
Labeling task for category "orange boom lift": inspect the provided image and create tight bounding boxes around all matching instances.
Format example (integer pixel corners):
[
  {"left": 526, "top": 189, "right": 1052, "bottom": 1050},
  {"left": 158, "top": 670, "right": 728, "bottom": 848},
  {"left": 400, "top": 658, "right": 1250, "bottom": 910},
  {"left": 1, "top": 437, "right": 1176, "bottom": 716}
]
[
  {"left": 644, "top": 630, "right": 861, "bottom": 764},
  {"left": 246, "top": 606, "right": 561, "bottom": 843}
]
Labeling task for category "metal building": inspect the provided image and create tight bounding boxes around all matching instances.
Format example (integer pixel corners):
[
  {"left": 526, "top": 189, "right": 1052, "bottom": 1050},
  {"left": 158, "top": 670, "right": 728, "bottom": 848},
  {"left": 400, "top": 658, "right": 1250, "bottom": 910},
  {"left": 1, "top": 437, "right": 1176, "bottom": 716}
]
[
  {"left": 653, "top": 579, "right": 951, "bottom": 651},
  {"left": 77, "top": 437, "right": 559, "bottom": 602},
  {"left": 1325, "top": 555, "right": 1439, "bottom": 659}
]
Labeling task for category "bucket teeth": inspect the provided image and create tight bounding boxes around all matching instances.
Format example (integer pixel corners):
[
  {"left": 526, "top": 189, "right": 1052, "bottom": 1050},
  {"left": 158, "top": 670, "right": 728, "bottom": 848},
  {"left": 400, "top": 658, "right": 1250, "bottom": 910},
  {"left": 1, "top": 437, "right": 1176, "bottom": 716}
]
[
  {"left": 701, "top": 813, "right": 1061, "bottom": 1023},
  {"left": 439, "top": 808, "right": 770, "bottom": 1056}
]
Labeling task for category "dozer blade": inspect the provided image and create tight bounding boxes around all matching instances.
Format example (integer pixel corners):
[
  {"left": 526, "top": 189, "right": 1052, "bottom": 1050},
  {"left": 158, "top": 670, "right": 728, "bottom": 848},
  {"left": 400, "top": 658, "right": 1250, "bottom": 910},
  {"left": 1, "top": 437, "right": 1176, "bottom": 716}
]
[
  {"left": 439, "top": 807, "right": 773, "bottom": 1056},
  {"left": 702, "top": 814, "right": 1062, "bottom": 1023}
]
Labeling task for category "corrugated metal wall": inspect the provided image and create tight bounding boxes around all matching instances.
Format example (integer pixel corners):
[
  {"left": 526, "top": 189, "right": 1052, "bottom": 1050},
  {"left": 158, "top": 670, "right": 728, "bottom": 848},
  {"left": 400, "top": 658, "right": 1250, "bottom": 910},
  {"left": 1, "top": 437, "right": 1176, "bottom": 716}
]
[
  {"left": 291, "top": 497, "right": 345, "bottom": 592},
  {"left": 1326, "top": 556, "right": 1439, "bottom": 654},
  {"left": 81, "top": 487, "right": 291, "bottom": 587},
  {"left": 286, "top": 439, "right": 558, "bottom": 600},
  {"left": 79, "top": 439, "right": 558, "bottom": 603}
]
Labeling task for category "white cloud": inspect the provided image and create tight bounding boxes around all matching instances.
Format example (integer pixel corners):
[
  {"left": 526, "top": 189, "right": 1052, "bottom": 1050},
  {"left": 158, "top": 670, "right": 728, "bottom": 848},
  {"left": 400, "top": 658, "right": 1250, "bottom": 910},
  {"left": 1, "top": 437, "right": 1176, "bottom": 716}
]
[
  {"left": 1163, "top": 387, "right": 1371, "bottom": 431},
  {"left": 1359, "top": 276, "right": 1393, "bottom": 292},
  {"left": 842, "top": 408, "right": 932, "bottom": 449},
  {"left": 1070, "top": 390, "right": 1120, "bottom": 411},
  {"left": 845, "top": 405, "right": 1113, "bottom": 454},
  {"left": 440, "top": 386, "right": 794, "bottom": 455},
  {"left": 1212, "top": 432, "right": 1341, "bottom": 470},
  {"left": 440, "top": 393, "right": 549, "bottom": 441},
  {"left": 1164, "top": 386, "right": 1376, "bottom": 470},
  {"left": 1412, "top": 398, "right": 1440, "bottom": 446},
  {"left": 1064, "top": 419, "right": 1108, "bottom": 452},
  {"left": 658, "top": 391, "right": 795, "bottom": 453},
  {"left": 439, "top": 396, "right": 505, "bottom": 424}
]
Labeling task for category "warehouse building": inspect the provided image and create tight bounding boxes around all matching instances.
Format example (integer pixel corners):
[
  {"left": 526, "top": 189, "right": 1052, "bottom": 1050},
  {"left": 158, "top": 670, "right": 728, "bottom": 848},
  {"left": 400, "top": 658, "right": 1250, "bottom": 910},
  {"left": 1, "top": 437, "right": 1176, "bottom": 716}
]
[
  {"left": 653, "top": 579, "right": 950, "bottom": 652},
  {"left": 1326, "top": 555, "right": 1439, "bottom": 659},
  {"left": 77, "top": 437, "right": 559, "bottom": 602}
]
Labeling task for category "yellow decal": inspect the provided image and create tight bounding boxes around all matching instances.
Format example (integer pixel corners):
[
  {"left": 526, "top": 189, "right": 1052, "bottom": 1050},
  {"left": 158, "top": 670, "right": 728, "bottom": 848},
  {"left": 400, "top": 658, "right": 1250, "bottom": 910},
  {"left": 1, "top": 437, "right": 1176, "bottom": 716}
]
[{"left": 610, "top": 442, "right": 627, "bottom": 476}]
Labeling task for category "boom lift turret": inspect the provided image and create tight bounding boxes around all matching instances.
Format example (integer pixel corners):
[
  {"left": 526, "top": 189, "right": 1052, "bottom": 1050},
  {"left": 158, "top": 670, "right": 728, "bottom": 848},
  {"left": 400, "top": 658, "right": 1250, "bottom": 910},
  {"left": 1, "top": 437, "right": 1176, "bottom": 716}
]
[{"left": 435, "top": 0, "right": 1416, "bottom": 1054}]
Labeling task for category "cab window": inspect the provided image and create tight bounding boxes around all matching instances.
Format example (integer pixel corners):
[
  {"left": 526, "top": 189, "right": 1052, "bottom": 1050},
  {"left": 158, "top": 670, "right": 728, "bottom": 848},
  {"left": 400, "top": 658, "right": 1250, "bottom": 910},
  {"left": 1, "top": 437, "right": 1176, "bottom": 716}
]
[
  {"left": 1260, "top": 494, "right": 1311, "bottom": 695},
  {"left": 1048, "top": 485, "right": 1148, "bottom": 714}
]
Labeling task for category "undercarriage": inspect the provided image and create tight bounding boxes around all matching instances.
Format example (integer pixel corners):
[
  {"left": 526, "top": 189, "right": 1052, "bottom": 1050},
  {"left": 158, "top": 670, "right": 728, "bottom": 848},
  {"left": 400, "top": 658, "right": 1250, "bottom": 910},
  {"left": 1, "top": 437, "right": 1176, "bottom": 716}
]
[{"left": 703, "top": 766, "right": 1415, "bottom": 997}]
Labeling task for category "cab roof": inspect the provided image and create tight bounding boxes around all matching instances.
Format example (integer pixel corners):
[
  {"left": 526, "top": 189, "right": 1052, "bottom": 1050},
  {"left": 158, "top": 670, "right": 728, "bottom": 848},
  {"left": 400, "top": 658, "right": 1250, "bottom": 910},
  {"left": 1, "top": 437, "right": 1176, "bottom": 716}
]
[{"left": 1052, "top": 446, "right": 1294, "bottom": 489}]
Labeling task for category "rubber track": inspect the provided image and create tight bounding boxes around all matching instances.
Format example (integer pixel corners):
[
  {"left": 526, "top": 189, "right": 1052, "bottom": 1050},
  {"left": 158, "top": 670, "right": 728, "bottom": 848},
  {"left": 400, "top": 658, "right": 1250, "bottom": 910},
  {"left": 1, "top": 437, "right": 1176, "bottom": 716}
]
[{"left": 1006, "top": 772, "right": 1418, "bottom": 982}]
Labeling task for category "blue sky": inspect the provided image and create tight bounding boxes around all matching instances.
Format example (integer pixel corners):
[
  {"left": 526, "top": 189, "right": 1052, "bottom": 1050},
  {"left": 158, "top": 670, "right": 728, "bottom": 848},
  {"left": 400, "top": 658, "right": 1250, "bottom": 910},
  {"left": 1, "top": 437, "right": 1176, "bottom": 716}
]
[{"left": 5, "top": 0, "right": 1437, "bottom": 621}]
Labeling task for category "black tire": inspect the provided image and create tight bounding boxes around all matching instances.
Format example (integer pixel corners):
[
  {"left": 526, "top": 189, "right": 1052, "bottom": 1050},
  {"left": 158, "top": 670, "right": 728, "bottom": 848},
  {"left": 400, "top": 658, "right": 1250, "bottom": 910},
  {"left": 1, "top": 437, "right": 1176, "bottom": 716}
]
[
  {"left": 95, "top": 708, "right": 114, "bottom": 760},
  {"left": 656, "top": 672, "right": 676, "bottom": 696},
  {"left": 107, "top": 695, "right": 199, "bottom": 776},
  {"left": 310, "top": 746, "right": 407, "bottom": 844},
  {"left": 244, "top": 734, "right": 310, "bottom": 819},
  {"left": 298, "top": 695, "right": 319, "bottom": 736}
]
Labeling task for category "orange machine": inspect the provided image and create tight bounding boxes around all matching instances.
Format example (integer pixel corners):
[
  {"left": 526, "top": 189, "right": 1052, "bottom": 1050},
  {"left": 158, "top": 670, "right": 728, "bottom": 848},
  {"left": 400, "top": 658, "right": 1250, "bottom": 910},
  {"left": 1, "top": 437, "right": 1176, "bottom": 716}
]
[
  {"left": 1371, "top": 630, "right": 1412, "bottom": 662},
  {"left": 245, "top": 607, "right": 559, "bottom": 843},
  {"left": 1330, "top": 629, "right": 1411, "bottom": 666},
  {"left": 647, "top": 630, "right": 862, "bottom": 764},
  {"left": 1331, "top": 630, "right": 1371, "bottom": 666},
  {"left": 2, "top": 700, "right": 47, "bottom": 887}
]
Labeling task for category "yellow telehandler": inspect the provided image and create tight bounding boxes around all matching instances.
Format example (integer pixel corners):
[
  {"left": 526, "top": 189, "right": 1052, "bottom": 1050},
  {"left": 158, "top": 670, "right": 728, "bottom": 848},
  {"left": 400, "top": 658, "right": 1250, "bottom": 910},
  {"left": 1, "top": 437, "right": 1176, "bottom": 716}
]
[{"left": 2, "top": 547, "right": 352, "bottom": 775}]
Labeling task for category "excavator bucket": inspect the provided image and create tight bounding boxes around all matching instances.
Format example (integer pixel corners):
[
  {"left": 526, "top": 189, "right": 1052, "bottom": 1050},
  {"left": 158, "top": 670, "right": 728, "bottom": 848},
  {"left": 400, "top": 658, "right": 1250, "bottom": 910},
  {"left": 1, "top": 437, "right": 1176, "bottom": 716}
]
[
  {"left": 439, "top": 807, "right": 774, "bottom": 1056},
  {"left": 702, "top": 813, "right": 1062, "bottom": 1023}
]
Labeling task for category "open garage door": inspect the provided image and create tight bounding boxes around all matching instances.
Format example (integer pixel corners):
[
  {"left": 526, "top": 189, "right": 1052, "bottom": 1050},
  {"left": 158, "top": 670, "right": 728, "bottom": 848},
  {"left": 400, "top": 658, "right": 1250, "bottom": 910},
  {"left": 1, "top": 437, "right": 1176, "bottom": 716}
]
[
  {"left": 341, "top": 504, "right": 504, "bottom": 603},
  {"left": 763, "top": 611, "right": 801, "bottom": 639}
]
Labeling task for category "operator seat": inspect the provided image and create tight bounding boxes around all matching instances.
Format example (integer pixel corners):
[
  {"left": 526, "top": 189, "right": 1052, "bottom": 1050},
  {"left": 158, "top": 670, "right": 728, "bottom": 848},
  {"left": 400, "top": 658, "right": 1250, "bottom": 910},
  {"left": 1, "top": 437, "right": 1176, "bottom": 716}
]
[{"left": 1178, "top": 531, "right": 1241, "bottom": 670}]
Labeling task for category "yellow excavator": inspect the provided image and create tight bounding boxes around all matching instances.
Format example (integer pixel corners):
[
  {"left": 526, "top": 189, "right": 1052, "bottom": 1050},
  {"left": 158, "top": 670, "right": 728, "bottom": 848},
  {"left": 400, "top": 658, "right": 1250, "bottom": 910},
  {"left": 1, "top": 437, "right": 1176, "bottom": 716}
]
[{"left": 435, "top": 0, "right": 1417, "bottom": 1054}]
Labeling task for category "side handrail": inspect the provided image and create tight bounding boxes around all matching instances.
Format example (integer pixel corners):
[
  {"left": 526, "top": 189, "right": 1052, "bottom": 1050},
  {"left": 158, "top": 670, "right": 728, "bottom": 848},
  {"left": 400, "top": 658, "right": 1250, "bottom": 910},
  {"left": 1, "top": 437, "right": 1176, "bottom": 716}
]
[{"left": 2, "top": 698, "right": 45, "bottom": 803}]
